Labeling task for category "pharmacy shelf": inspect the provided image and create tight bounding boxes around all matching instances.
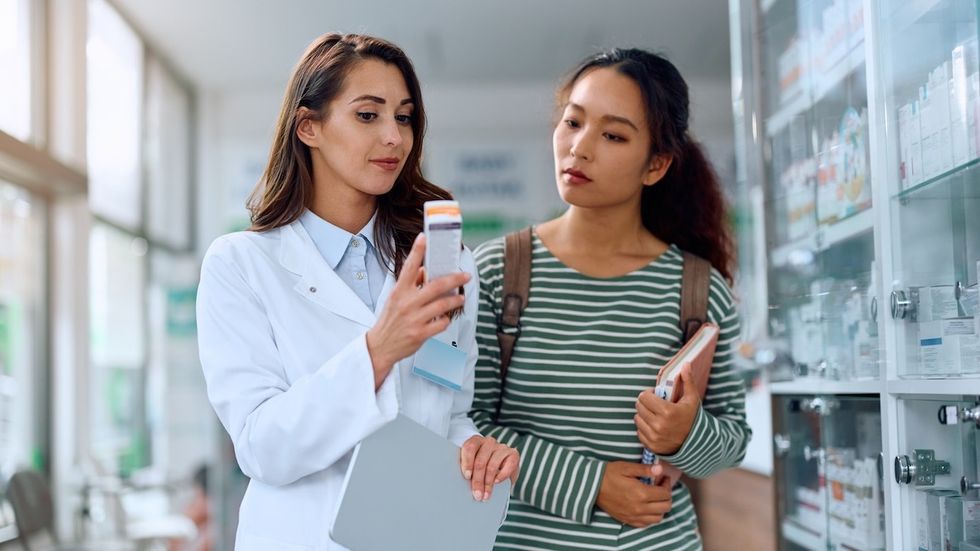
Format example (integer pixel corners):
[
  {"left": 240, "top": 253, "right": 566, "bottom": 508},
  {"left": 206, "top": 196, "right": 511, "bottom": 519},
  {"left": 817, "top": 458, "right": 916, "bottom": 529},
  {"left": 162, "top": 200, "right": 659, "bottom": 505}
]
[
  {"left": 767, "top": 45, "right": 866, "bottom": 138},
  {"left": 886, "top": 376, "right": 980, "bottom": 397},
  {"left": 770, "top": 208, "right": 874, "bottom": 267},
  {"left": 770, "top": 378, "right": 883, "bottom": 396},
  {"left": 782, "top": 518, "right": 828, "bottom": 551},
  {"left": 894, "top": 157, "right": 980, "bottom": 202}
]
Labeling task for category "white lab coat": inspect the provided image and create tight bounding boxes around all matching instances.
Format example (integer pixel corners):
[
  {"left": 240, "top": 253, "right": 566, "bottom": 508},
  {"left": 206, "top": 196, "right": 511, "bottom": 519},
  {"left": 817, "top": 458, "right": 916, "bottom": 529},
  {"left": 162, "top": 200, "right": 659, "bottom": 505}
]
[{"left": 196, "top": 219, "right": 481, "bottom": 551}]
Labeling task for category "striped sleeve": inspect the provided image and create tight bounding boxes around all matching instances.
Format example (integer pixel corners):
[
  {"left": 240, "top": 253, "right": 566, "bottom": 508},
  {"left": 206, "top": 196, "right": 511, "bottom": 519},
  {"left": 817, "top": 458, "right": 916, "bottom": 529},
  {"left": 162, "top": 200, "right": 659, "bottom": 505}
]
[
  {"left": 659, "top": 270, "right": 752, "bottom": 477},
  {"left": 469, "top": 239, "right": 607, "bottom": 525}
]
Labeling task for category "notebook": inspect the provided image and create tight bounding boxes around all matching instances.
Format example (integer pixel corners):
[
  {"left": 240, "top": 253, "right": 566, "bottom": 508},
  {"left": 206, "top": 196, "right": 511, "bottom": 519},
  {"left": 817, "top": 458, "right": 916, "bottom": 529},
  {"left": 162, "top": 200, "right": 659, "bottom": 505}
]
[
  {"left": 330, "top": 415, "right": 510, "bottom": 551},
  {"left": 654, "top": 323, "right": 720, "bottom": 402}
]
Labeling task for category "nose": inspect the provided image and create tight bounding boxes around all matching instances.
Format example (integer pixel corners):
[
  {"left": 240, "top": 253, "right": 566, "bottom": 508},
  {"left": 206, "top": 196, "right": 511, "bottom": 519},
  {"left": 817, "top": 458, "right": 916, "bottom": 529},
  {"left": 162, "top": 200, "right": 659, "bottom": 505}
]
[
  {"left": 569, "top": 130, "right": 594, "bottom": 161},
  {"left": 382, "top": 118, "right": 404, "bottom": 148}
]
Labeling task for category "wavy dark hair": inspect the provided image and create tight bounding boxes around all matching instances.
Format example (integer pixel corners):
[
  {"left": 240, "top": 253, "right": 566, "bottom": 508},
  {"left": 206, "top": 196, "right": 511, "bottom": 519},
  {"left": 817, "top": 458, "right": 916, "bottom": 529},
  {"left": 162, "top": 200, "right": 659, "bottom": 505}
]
[
  {"left": 247, "top": 33, "right": 453, "bottom": 278},
  {"left": 557, "top": 49, "right": 736, "bottom": 284}
]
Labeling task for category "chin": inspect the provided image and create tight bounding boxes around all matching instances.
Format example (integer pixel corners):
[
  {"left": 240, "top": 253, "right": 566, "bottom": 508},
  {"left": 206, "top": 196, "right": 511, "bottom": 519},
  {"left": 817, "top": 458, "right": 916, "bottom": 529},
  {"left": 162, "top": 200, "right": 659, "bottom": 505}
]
[{"left": 359, "top": 177, "right": 399, "bottom": 197}]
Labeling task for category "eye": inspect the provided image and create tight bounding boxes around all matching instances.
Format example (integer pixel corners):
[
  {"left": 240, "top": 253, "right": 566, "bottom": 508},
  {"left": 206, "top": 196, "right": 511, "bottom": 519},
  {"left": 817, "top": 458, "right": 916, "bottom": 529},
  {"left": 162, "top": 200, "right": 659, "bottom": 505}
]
[
  {"left": 395, "top": 114, "right": 413, "bottom": 125},
  {"left": 603, "top": 132, "right": 626, "bottom": 142},
  {"left": 356, "top": 112, "right": 378, "bottom": 122},
  {"left": 564, "top": 119, "right": 580, "bottom": 128}
]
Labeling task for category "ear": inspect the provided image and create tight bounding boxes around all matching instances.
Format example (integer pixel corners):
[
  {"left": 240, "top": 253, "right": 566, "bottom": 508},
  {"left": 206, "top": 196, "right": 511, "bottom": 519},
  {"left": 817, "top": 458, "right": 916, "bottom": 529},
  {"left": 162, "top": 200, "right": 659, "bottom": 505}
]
[
  {"left": 643, "top": 154, "right": 673, "bottom": 187},
  {"left": 295, "top": 107, "right": 321, "bottom": 148}
]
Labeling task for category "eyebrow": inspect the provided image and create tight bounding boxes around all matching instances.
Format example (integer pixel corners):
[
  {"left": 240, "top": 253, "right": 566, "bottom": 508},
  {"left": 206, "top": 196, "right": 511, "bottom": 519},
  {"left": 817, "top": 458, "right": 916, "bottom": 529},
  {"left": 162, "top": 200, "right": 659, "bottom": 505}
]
[
  {"left": 349, "top": 95, "right": 414, "bottom": 106},
  {"left": 567, "top": 102, "right": 639, "bottom": 131}
]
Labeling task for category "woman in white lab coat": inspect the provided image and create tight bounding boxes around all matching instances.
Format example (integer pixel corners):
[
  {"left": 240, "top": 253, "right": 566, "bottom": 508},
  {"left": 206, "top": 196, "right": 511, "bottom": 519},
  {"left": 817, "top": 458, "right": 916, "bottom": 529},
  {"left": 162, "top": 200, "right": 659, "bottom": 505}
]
[{"left": 196, "top": 33, "right": 518, "bottom": 551}]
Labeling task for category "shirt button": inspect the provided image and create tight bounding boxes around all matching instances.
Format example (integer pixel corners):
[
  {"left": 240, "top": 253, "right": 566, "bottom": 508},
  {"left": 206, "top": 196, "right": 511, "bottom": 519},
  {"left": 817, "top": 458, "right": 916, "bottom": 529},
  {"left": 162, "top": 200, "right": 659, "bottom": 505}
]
[
  {"left": 355, "top": 272, "right": 365, "bottom": 280},
  {"left": 309, "top": 286, "right": 317, "bottom": 293},
  {"left": 352, "top": 239, "right": 361, "bottom": 248}
]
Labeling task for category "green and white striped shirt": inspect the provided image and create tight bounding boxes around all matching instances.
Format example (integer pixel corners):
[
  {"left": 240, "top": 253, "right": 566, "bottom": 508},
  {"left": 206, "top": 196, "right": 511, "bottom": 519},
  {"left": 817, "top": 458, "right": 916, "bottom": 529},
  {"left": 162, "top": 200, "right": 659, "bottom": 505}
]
[{"left": 471, "top": 232, "right": 751, "bottom": 551}]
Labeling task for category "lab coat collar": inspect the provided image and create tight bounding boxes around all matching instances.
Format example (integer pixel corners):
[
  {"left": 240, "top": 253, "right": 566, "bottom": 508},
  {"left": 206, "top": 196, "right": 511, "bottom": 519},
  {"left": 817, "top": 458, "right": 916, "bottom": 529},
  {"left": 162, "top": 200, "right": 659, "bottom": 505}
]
[{"left": 279, "top": 220, "right": 393, "bottom": 328}]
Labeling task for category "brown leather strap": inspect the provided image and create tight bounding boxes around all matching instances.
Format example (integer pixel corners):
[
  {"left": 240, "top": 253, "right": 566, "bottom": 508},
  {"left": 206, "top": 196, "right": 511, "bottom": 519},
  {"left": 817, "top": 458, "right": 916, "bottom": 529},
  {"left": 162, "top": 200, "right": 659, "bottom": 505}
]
[
  {"left": 680, "top": 251, "right": 712, "bottom": 343},
  {"left": 495, "top": 227, "right": 532, "bottom": 420}
]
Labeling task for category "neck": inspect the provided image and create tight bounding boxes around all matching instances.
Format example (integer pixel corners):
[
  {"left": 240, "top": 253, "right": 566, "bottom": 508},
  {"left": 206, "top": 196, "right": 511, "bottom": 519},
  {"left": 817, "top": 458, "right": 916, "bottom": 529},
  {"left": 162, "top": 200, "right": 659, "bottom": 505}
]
[
  {"left": 553, "top": 202, "right": 654, "bottom": 253},
  {"left": 308, "top": 171, "right": 377, "bottom": 235}
]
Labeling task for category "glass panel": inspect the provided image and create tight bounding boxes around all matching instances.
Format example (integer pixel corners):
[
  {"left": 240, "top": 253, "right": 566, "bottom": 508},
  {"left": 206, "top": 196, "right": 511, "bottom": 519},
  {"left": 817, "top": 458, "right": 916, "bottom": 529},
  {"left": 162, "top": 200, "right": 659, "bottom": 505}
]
[
  {"left": 897, "top": 398, "right": 978, "bottom": 549},
  {"left": 89, "top": 223, "right": 147, "bottom": 476},
  {"left": 760, "top": 0, "right": 880, "bottom": 382},
  {"left": 87, "top": 0, "right": 144, "bottom": 230},
  {"left": 0, "top": 182, "right": 45, "bottom": 475},
  {"left": 773, "top": 395, "right": 831, "bottom": 549},
  {"left": 0, "top": 0, "right": 31, "bottom": 142},
  {"left": 821, "top": 396, "right": 885, "bottom": 550},
  {"left": 146, "top": 251, "right": 204, "bottom": 475},
  {"left": 145, "top": 59, "right": 191, "bottom": 250},
  {"left": 877, "top": 0, "right": 980, "bottom": 379}
]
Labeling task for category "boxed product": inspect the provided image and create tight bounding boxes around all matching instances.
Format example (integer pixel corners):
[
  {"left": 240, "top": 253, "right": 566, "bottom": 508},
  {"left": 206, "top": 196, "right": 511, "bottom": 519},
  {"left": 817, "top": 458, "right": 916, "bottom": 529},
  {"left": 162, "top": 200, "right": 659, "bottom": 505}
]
[
  {"left": 933, "top": 62, "right": 955, "bottom": 173},
  {"left": 817, "top": 133, "right": 842, "bottom": 224},
  {"left": 779, "top": 36, "right": 805, "bottom": 105},
  {"left": 899, "top": 102, "right": 916, "bottom": 189},
  {"left": 918, "top": 489, "right": 962, "bottom": 551},
  {"left": 952, "top": 45, "right": 971, "bottom": 166},
  {"left": 916, "top": 285, "right": 961, "bottom": 322},
  {"left": 918, "top": 317, "right": 980, "bottom": 376},
  {"left": 909, "top": 100, "right": 925, "bottom": 187},
  {"left": 838, "top": 107, "right": 871, "bottom": 218},
  {"left": 942, "top": 495, "right": 980, "bottom": 551},
  {"left": 921, "top": 62, "right": 954, "bottom": 179},
  {"left": 787, "top": 159, "right": 818, "bottom": 241},
  {"left": 826, "top": 452, "right": 884, "bottom": 549}
]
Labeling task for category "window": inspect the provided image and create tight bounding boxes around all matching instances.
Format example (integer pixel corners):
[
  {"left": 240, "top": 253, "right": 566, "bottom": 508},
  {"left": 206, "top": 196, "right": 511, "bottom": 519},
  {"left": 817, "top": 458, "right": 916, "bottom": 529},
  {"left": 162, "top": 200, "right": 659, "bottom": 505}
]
[
  {"left": 89, "top": 223, "right": 147, "bottom": 475},
  {"left": 0, "top": 181, "right": 45, "bottom": 476},
  {"left": 0, "top": 0, "right": 31, "bottom": 142},
  {"left": 86, "top": 0, "right": 143, "bottom": 230},
  {"left": 145, "top": 58, "right": 192, "bottom": 249}
]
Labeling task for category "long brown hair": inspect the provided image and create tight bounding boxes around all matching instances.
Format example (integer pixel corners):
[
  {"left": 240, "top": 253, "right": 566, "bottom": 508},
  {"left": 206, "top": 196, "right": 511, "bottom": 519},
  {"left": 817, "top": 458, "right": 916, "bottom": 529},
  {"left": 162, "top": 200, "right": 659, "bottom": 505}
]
[
  {"left": 247, "top": 33, "right": 453, "bottom": 277},
  {"left": 557, "top": 49, "right": 736, "bottom": 284}
]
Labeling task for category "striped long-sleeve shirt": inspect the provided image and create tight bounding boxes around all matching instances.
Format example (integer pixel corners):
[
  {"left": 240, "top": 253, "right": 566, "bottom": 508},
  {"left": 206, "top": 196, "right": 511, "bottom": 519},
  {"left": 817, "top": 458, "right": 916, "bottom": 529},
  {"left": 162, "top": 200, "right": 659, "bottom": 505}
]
[{"left": 471, "top": 232, "right": 751, "bottom": 551}]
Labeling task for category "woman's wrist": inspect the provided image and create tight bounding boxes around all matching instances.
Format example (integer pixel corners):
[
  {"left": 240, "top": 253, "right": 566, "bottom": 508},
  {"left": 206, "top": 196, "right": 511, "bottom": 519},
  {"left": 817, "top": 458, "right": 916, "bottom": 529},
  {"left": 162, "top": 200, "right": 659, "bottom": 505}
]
[{"left": 365, "top": 330, "right": 393, "bottom": 383}]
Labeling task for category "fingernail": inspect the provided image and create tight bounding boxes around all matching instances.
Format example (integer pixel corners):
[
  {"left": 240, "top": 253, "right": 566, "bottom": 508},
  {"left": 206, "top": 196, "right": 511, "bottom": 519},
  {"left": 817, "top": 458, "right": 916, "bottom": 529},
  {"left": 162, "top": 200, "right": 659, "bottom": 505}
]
[
  {"left": 483, "top": 492, "right": 490, "bottom": 501},
  {"left": 464, "top": 470, "right": 472, "bottom": 480},
  {"left": 472, "top": 490, "right": 481, "bottom": 501},
  {"left": 463, "top": 272, "right": 472, "bottom": 281}
]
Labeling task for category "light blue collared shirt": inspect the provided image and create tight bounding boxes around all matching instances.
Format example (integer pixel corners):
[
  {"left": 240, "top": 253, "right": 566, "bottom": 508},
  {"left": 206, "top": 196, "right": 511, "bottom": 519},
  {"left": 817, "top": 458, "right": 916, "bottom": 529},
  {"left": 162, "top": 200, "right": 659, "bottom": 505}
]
[{"left": 299, "top": 209, "right": 388, "bottom": 312}]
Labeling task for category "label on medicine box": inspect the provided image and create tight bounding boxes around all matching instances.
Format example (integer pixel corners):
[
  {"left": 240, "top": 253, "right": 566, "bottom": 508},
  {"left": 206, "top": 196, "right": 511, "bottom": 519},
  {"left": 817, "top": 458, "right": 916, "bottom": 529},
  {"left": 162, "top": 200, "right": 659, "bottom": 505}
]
[{"left": 919, "top": 318, "right": 980, "bottom": 376}]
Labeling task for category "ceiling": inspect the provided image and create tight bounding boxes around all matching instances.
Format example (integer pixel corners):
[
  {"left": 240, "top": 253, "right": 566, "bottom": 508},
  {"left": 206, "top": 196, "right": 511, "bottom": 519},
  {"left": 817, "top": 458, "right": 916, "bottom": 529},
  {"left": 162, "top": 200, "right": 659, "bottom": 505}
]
[{"left": 111, "top": 0, "right": 732, "bottom": 92}]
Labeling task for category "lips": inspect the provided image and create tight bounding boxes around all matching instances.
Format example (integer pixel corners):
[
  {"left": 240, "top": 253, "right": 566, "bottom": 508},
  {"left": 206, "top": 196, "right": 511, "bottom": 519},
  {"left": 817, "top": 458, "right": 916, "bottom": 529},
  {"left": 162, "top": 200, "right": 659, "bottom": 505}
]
[
  {"left": 370, "top": 157, "right": 400, "bottom": 171},
  {"left": 563, "top": 167, "right": 592, "bottom": 184}
]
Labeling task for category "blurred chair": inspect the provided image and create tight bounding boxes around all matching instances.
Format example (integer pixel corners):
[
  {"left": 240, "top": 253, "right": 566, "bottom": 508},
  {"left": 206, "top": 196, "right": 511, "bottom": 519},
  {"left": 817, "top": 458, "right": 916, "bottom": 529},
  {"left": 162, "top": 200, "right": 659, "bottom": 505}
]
[
  {"left": 6, "top": 469, "right": 81, "bottom": 550},
  {"left": 7, "top": 469, "right": 195, "bottom": 551}
]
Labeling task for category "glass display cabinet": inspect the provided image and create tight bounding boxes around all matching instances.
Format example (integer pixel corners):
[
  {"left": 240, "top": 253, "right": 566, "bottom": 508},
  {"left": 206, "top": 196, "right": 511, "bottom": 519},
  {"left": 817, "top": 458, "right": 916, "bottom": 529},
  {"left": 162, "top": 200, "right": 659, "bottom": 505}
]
[{"left": 730, "top": 0, "right": 980, "bottom": 548}]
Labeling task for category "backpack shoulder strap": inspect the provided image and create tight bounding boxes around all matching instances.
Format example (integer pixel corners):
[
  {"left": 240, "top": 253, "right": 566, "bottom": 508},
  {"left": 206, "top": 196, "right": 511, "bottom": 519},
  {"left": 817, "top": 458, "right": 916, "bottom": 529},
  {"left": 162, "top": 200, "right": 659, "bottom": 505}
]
[
  {"left": 495, "top": 227, "right": 532, "bottom": 416},
  {"left": 680, "top": 251, "right": 712, "bottom": 344}
]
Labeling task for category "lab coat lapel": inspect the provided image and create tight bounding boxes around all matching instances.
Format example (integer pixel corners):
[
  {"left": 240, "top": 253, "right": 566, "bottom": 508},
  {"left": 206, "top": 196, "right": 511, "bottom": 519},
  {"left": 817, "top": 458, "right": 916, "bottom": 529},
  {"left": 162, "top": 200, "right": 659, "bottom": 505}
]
[{"left": 279, "top": 221, "right": 376, "bottom": 328}]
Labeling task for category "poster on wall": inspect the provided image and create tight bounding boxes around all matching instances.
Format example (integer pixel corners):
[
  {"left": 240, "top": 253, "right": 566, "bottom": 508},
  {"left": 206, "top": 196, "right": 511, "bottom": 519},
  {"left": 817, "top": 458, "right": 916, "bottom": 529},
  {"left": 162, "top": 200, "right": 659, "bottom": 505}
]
[{"left": 425, "top": 143, "right": 556, "bottom": 246}]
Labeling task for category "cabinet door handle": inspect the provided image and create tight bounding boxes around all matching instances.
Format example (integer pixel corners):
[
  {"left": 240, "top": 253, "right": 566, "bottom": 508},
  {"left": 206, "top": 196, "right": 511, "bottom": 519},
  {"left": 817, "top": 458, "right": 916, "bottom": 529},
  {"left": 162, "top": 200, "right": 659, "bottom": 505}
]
[
  {"left": 890, "top": 290, "right": 911, "bottom": 320},
  {"left": 961, "top": 476, "right": 980, "bottom": 494}
]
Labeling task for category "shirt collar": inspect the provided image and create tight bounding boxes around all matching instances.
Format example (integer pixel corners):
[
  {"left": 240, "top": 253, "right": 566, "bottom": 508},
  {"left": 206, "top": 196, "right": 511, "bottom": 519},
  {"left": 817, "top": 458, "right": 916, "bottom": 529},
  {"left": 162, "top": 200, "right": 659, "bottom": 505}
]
[{"left": 299, "top": 209, "right": 378, "bottom": 269}]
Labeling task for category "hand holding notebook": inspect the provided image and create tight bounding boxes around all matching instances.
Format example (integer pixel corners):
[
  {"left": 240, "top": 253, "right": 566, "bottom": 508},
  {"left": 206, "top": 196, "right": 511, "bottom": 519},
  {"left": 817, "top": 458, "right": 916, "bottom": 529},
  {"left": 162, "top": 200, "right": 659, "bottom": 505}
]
[
  {"left": 654, "top": 323, "right": 720, "bottom": 402},
  {"left": 638, "top": 323, "right": 720, "bottom": 475}
]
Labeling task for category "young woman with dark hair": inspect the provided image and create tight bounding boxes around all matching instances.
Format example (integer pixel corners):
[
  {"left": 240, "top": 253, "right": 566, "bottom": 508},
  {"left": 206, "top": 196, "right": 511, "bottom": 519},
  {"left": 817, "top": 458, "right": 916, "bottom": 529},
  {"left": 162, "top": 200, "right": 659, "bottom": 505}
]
[
  {"left": 471, "top": 48, "right": 751, "bottom": 550},
  {"left": 196, "top": 33, "right": 517, "bottom": 550}
]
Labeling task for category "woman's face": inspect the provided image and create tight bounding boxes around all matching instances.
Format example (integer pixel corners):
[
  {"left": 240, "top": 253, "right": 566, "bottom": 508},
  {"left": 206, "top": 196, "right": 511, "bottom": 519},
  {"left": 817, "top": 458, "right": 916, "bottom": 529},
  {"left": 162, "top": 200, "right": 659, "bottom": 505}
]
[
  {"left": 552, "top": 67, "right": 669, "bottom": 209},
  {"left": 299, "top": 58, "right": 415, "bottom": 200}
]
